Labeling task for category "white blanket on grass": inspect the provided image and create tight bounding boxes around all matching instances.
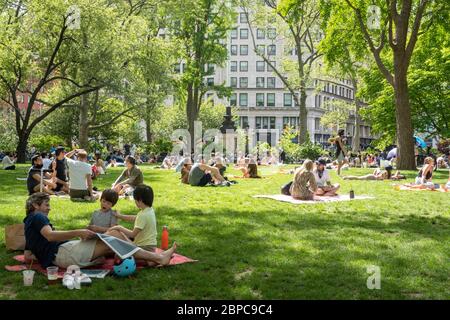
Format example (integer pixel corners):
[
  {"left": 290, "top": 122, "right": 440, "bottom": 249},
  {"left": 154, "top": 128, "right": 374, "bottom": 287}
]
[{"left": 253, "top": 194, "right": 374, "bottom": 204}]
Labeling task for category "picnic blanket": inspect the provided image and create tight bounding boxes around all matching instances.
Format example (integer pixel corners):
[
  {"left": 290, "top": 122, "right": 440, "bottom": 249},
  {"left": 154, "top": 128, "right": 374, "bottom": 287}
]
[
  {"left": 5, "top": 251, "right": 197, "bottom": 278},
  {"left": 253, "top": 194, "right": 374, "bottom": 204},
  {"left": 394, "top": 185, "right": 449, "bottom": 193}
]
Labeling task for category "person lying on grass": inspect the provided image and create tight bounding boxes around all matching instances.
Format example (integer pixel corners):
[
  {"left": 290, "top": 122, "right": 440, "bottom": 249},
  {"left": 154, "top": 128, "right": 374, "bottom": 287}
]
[
  {"left": 313, "top": 158, "right": 340, "bottom": 196},
  {"left": 290, "top": 159, "right": 318, "bottom": 201},
  {"left": 342, "top": 166, "right": 406, "bottom": 181},
  {"left": 27, "top": 155, "right": 57, "bottom": 196},
  {"left": 87, "top": 189, "right": 120, "bottom": 233},
  {"left": 112, "top": 155, "right": 144, "bottom": 195},
  {"left": 108, "top": 185, "right": 161, "bottom": 266},
  {"left": 23, "top": 192, "right": 176, "bottom": 269},
  {"left": 188, "top": 161, "right": 230, "bottom": 187}
]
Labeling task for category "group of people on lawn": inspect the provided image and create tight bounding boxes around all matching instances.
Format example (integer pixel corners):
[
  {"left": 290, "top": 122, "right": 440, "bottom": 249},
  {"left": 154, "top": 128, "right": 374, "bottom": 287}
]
[
  {"left": 24, "top": 184, "right": 176, "bottom": 270},
  {"left": 26, "top": 147, "right": 144, "bottom": 200}
]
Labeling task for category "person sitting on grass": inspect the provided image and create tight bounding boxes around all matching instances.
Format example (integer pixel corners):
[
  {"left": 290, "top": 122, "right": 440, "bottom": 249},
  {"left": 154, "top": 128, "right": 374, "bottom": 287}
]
[
  {"left": 27, "top": 155, "right": 56, "bottom": 195},
  {"left": 87, "top": 189, "right": 120, "bottom": 233},
  {"left": 415, "top": 156, "right": 434, "bottom": 185},
  {"left": 51, "top": 147, "right": 69, "bottom": 194},
  {"left": 23, "top": 192, "right": 176, "bottom": 269},
  {"left": 2, "top": 152, "right": 16, "bottom": 170},
  {"left": 239, "top": 158, "right": 261, "bottom": 179},
  {"left": 188, "top": 160, "right": 229, "bottom": 187},
  {"left": 290, "top": 159, "right": 318, "bottom": 200},
  {"left": 109, "top": 185, "right": 160, "bottom": 266},
  {"left": 92, "top": 153, "right": 106, "bottom": 178},
  {"left": 213, "top": 156, "right": 227, "bottom": 177},
  {"left": 65, "top": 149, "right": 97, "bottom": 201},
  {"left": 313, "top": 158, "right": 340, "bottom": 197},
  {"left": 180, "top": 158, "right": 193, "bottom": 184},
  {"left": 112, "top": 155, "right": 144, "bottom": 195}
]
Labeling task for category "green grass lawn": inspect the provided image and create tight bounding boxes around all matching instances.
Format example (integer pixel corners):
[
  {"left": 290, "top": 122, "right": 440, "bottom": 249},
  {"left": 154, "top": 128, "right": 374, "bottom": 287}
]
[{"left": 0, "top": 164, "right": 449, "bottom": 300}]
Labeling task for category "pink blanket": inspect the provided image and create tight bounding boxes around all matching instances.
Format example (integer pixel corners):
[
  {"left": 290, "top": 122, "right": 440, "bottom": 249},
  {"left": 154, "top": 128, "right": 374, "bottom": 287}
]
[{"left": 5, "top": 250, "right": 197, "bottom": 278}]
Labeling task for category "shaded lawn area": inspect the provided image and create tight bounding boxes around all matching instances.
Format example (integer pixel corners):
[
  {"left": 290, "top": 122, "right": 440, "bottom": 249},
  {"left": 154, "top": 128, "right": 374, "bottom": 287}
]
[{"left": 0, "top": 164, "right": 449, "bottom": 300}]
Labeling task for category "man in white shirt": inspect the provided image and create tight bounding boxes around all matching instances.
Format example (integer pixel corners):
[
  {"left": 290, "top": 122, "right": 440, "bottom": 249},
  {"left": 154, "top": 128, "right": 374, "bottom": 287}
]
[
  {"left": 65, "top": 149, "right": 96, "bottom": 200},
  {"left": 2, "top": 153, "right": 16, "bottom": 170},
  {"left": 313, "top": 158, "right": 340, "bottom": 197},
  {"left": 41, "top": 152, "right": 52, "bottom": 170}
]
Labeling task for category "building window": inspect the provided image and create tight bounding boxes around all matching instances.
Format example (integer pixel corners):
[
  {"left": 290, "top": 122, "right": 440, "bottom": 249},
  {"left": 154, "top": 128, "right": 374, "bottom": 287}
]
[
  {"left": 239, "top": 77, "right": 248, "bottom": 88},
  {"left": 283, "top": 93, "right": 292, "bottom": 107},
  {"left": 256, "top": 117, "right": 262, "bottom": 129},
  {"left": 230, "top": 61, "right": 237, "bottom": 72},
  {"left": 174, "top": 64, "right": 181, "bottom": 73},
  {"left": 231, "top": 45, "right": 237, "bottom": 55},
  {"left": 239, "top": 93, "right": 248, "bottom": 107},
  {"left": 256, "top": 45, "right": 265, "bottom": 55},
  {"left": 240, "top": 28, "right": 248, "bottom": 39},
  {"left": 270, "top": 117, "right": 276, "bottom": 129},
  {"left": 240, "top": 61, "right": 248, "bottom": 72},
  {"left": 267, "top": 61, "right": 276, "bottom": 72},
  {"left": 256, "top": 93, "right": 265, "bottom": 107},
  {"left": 256, "top": 61, "right": 265, "bottom": 72},
  {"left": 230, "top": 77, "right": 237, "bottom": 88},
  {"left": 207, "top": 77, "right": 214, "bottom": 86},
  {"left": 240, "top": 116, "right": 249, "bottom": 129},
  {"left": 240, "top": 13, "right": 248, "bottom": 24},
  {"left": 267, "top": 93, "right": 275, "bottom": 107},
  {"left": 315, "top": 118, "right": 321, "bottom": 131},
  {"left": 283, "top": 117, "right": 299, "bottom": 128},
  {"left": 230, "top": 28, "right": 238, "bottom": 39},
  {"left": 230, "top": 93, "right": 237, "bottom": 106},
  {"left": 256, "top": 28, "right": 265, "bottom": 39},
  {"left": 207, "top": 64, "right": 215, "bottom": 74},
  {"left": 262, "top": 117, "right": 269, "bottom": 129},
  {"left": 267, "top": 28, "right": 276, "bottom": 39},
  {"left": 256, "top": 77, "right": 265, "bottom": 88},
  {"left": 240, "top": 45, "right": 248, "bottom": 55},
  {"left": 267, "top": 77, "right": 276, "bottom": 88},
  {"left": 267, "top": 45, "right": 276, "bottom": 55}
]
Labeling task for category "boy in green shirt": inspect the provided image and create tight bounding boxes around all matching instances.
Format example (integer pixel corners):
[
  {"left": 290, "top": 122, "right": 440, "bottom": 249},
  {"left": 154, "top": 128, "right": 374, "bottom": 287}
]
[{"left": 110, "top": 185, "right": 158, "bottom": 265}]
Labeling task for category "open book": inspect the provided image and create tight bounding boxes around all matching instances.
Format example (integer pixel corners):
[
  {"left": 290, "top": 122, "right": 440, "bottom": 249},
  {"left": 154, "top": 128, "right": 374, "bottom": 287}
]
[{"left": 94, "top": 233, "right": 141, "bottom": 259}]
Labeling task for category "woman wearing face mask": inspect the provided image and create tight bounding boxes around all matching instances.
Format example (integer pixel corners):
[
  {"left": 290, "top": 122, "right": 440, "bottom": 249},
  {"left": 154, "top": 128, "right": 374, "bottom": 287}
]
[
  {"left": 313, "top": 159, "right": 340, "bottom": 196},
  {"left": 27, "top": 155, "right": 57, "bottom": 195}
]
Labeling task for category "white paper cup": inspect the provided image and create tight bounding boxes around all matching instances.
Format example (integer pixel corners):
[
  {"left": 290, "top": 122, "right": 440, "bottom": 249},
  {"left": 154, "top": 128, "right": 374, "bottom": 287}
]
[{"left": 23, "top": 270, "right": 35, "bottom": 286}]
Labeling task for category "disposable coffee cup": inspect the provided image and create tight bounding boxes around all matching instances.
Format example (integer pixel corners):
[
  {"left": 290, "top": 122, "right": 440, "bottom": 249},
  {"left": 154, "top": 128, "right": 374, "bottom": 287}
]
[{"left": 23, "top": 270, "right": 35, "bottom": 286}]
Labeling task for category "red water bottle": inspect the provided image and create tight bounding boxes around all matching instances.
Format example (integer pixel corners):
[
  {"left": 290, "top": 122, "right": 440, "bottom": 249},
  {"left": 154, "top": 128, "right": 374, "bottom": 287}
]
[{"left": 161, "top": 226, "right": 169, "bottom": 250}]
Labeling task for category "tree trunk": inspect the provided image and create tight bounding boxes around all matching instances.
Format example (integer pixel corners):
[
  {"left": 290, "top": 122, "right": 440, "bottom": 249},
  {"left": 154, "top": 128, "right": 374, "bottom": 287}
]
[
  {"left": 79, "top": 94, "right": 90, "bottom": 149},
  {"left": 299, "top": 84, "right": 308, "bottom": 144},
  {"left": 352, "top": 80, "right": 361, "bottom": 153},
  {"left": 16, "top": 131, "right": 29, "bottom": 163},
  {"left": 393, "top": 58, "right": 416, "bottom": 170}
]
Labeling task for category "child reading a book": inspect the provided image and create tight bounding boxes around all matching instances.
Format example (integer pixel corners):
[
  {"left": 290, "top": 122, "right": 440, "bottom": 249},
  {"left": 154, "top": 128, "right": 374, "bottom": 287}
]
[
  {"left": 109, "top": 184, "right": 157, "bottom": 259},
  {"left": 87, "top": 189, "right": 119, "bottom": 233}
]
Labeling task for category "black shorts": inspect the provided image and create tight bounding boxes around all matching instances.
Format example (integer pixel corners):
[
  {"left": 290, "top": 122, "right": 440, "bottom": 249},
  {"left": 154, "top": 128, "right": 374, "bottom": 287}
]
[
  {"left": 198, "top": 173, "right": 213, "bottom": 187},
  {"left": 55, "top": 183, "right": 65, "bottom": 192}
]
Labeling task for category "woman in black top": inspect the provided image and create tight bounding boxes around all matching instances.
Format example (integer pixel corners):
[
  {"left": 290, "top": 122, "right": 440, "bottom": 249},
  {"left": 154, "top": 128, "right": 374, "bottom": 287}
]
[{"left": 330, "top": 129, "right": 348, "bottom": 175}]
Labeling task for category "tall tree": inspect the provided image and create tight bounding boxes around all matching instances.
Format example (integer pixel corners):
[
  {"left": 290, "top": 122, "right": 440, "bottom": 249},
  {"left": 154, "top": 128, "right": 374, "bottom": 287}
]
[
  {"left": 319, "top": 2, "right": 369, "bottom": 152},
  {"left": 340, "top": 0, "right": 441, "bottom": 169},
  {"left": 0, "top": 0, "right": 104, "bottom": 162},
  {"left": 242, "top": 0, "right": 323, "bottom": 144},
  {"left": 168, "top": 0, "right": 234, "bottom": 150}
]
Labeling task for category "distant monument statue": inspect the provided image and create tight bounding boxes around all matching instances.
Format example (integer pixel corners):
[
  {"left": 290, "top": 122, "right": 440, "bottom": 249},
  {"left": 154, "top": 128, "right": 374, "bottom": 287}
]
[{"left": 220, "top": 106, "right": 236, "bottom": 133}]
